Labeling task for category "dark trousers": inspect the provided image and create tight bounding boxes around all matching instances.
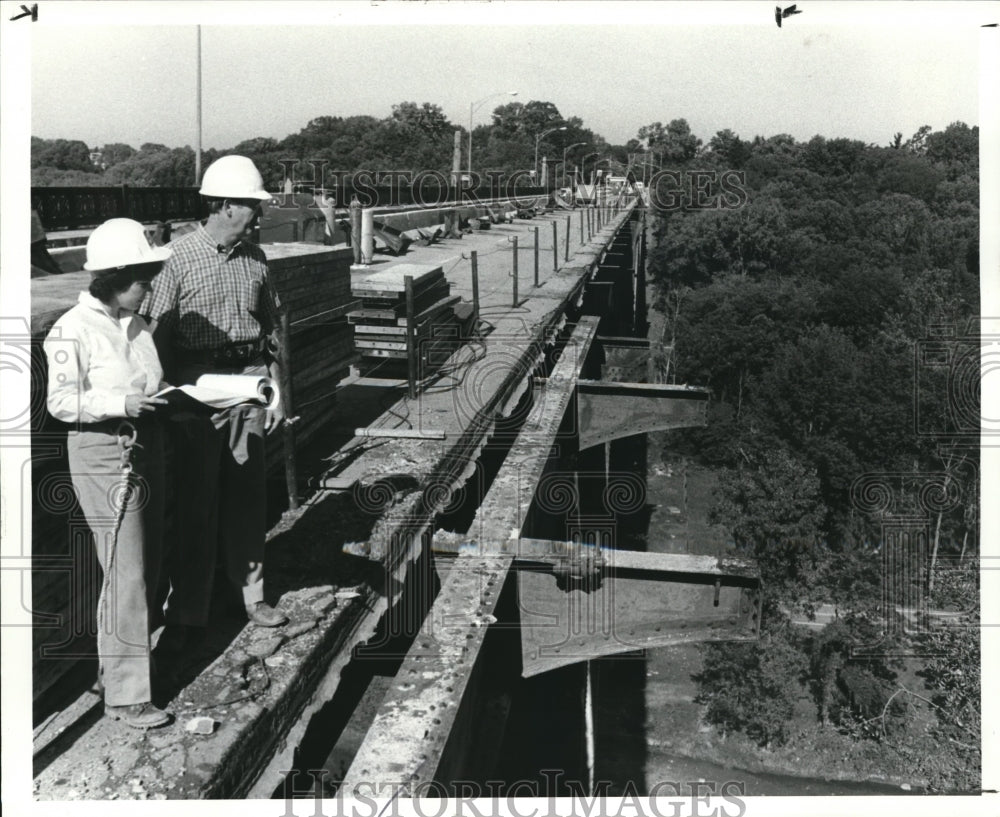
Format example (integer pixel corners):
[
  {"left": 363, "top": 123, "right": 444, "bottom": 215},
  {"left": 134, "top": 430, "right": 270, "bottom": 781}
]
[{"left": 164, "top": 363, "right": 267, "bottom": 627}]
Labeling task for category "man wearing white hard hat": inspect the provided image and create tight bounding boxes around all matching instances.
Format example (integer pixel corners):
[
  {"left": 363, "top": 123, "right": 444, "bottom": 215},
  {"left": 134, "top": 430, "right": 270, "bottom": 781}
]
[
  {"left": 44, "top": 218, "right": 172, "bottom": 729},
  {"left": 146, "top": 155, "right": 288, "bottom": 647}
]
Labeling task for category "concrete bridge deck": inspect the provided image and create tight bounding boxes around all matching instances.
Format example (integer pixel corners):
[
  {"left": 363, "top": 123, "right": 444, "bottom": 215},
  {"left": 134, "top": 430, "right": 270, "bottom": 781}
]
[{"left": 31, "top": 202, "right": 641, "bottom": 799}]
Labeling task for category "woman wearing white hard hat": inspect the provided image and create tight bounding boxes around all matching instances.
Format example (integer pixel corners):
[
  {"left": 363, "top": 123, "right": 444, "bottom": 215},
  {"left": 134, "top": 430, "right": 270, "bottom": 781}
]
[{"left": 44, "top": 218, "right": 173, "bottom": 729}]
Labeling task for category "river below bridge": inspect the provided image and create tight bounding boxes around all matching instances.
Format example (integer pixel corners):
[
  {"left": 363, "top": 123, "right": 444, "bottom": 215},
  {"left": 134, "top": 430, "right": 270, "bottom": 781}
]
[{"left": 640, "top": 751, "right": 917, "bottom": 796}]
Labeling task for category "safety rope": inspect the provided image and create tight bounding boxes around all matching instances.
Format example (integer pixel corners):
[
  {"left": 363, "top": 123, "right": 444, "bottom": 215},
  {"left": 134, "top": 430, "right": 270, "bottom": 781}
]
[{"left": 94, "top": 420, "right": 138, "bottom": 689}]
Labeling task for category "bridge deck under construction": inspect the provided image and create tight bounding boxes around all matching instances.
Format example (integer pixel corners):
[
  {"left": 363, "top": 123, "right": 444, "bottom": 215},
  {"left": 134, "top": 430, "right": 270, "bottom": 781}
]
[{"left": 30, "top": 199, "right": 759, "bottom": 800}]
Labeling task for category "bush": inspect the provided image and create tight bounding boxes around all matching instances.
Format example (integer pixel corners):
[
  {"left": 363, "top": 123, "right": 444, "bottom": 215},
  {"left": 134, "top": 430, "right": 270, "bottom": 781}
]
[
  {"left": 694, "top": 616, "right": 808, "bottom": 748},
  {"left": 807, "top": 617, "right": 903, "bottom": 738}
]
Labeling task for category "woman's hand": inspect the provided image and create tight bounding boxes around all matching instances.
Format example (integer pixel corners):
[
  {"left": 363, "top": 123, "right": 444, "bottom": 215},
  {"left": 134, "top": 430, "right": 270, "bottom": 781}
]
[{"left": 125, "top": 394, "right": 167, "bottom": 417}]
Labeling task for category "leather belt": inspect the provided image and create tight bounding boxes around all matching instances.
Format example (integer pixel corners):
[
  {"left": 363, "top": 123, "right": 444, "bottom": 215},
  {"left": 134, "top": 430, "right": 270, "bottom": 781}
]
[{"left": 177, "top": 339, "right": 266, "bottom": 367}]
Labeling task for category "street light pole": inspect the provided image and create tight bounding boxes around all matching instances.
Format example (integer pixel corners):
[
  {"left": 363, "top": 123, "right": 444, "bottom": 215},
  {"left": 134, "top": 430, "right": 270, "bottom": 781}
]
[
  {"left": 579, "top": 151, "right": 600, "bottom": 188},
  {"left": 468, "top": 90, "right": 518, "bottom": 177},
  {"left": 534, "top": 126, "right": 567, "bottom": 184},
  {"left": 562, "top": 141, "right": 587, "bottom": 189}
]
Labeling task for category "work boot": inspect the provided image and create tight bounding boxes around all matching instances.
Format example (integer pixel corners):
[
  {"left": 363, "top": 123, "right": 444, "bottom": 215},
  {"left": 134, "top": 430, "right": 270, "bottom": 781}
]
[
  {"left": 245, "top": 601, "right": 288, "bottom": 627},
  {"left": 105, "top": 702, "right": 171, "bottom": 729}
]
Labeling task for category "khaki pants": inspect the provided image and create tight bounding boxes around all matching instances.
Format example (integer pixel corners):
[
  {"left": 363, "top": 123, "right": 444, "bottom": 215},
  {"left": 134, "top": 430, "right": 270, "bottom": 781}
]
[
  {"left": 68, "top": 420, "right": 165, "bottom": 707},
  {"left": 164, "top": 362, "right": 267, "bottom": 627}
]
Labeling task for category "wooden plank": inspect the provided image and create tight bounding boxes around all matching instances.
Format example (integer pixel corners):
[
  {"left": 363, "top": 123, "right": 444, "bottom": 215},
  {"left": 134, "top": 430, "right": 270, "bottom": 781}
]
[
  {"left": 347, "top": 308, "right": 399, "bottom": 323},
  {"left": 261, "top": 243, "right": 353, "bottom": 263},
  {"left": 355, "top": 316, "right": 460, "bottom": 348},
  {"left": 351, "top": 264, "right": 443, "bottom": 295},
  {"left": 352, "top": 324, "right": 407, "bottom": 336},
  {"left": 397, "top": 294, "right": 461, "bottom": 327},
  {"left": 350, "top": 280, "right": 451, "bottom": 319},
  {"left": 290, "top": 300, "right": 361, "bottom": 328},
  {"left": 355, "top": 339, "right": 408, "bottom": 351}
]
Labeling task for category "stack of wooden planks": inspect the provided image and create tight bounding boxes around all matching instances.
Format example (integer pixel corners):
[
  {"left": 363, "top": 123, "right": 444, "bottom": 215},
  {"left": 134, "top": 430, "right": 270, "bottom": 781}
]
[
  {"left": 348, "top": 263, "right": 468, "bottom": 378},
  {"left": 262, "top": 244, "right": 358, "bottom": 454}
]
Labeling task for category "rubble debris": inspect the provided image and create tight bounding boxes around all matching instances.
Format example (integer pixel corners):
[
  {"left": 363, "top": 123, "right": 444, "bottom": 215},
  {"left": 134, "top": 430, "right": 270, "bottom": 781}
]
[{"left": 184, "top": 717, "right": 217, "bottom": 735}]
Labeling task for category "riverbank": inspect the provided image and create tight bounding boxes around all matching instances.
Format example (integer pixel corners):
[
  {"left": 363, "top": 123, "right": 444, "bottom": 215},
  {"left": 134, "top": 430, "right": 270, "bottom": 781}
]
[
  {"left": 633, "top": 438, "right": 932, "bottom": 794},
  {"left": 634, "top": 252, "right": 930, "bottom": 794}
]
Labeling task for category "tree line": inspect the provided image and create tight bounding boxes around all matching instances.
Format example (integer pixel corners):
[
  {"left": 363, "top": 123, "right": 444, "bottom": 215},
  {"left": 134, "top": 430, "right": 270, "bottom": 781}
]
[
  {"left": 31, "top": 99, "right": 636, "bottom": 189},
  {"left": 646, "top": 121, "right": 980, "bottom": 791}
]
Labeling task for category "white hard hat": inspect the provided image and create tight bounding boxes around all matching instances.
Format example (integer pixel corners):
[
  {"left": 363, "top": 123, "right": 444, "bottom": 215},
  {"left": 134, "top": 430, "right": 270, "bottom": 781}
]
[
  {"left": 199, "top": 155, "right": 272, "bottom": 201},
  {"left": 84, "top": 218, "right": 171, "bottom": 272}
]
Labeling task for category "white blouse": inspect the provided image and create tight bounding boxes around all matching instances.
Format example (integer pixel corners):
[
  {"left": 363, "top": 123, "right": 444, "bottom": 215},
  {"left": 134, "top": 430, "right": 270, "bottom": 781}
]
[{"left": 44, "top": 291, "right": 164, "bottom": 423}]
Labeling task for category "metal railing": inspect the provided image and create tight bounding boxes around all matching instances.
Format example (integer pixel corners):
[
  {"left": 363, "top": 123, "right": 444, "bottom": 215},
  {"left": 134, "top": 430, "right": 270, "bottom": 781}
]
[
  {"left": 31, "top": 183, "right": 552, "bottom": 231},
  {"left": 31, "top": 185, "right": 205, "bottom": 231}
]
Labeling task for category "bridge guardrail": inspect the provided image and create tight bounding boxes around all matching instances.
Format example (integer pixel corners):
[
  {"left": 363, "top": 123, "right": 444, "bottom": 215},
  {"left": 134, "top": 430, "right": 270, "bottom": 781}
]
[{"left": 32, "top": 184, "right": 554, "bottom": 232}]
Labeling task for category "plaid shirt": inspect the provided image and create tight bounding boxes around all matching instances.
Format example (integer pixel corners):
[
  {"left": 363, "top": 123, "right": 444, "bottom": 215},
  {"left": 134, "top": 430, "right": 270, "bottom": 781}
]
[{"left": 145, "top": 225, "right": 281, "bottom": 352}]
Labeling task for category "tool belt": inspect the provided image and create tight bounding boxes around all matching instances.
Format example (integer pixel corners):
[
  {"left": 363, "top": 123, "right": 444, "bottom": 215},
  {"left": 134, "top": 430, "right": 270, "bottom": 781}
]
[{"left": 177, "top": 337, "right": 269, "bottom": 368}]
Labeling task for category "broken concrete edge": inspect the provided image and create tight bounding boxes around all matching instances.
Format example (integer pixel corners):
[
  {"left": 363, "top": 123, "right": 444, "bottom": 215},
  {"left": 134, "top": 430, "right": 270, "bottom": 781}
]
[
  {"left": 196, "top": 585, "right": 374, "bottom": 798},
  {"left": 30, "top": 584, "right": 349, "bottom": 801},
  {"left": 244, "top": 587, "right": 392, "bottom": 798},
  {"left": 339, "top": 553, "right": 514, "bottom": 796}
]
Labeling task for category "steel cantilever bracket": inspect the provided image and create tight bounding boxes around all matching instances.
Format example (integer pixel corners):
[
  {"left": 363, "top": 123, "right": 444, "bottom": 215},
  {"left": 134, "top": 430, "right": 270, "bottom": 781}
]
[
  {"left": 575, "top": 379, "right": 709, "bottom": 450},
  {"left": 513, "top": 538, "right": 761, "bottom": 678}
]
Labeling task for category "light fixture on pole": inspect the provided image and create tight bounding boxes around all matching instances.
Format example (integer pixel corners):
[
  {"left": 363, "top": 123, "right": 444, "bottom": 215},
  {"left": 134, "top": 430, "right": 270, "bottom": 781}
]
[
  {"left": 468, "top": 90, "right": 518, "bottom": 177},
  {"left": 534, "top": 125, "right": 567, "bottom": 183},
  {"left": 562, "top": 141, "right": 587, "bottom": 188},
  {"left": 579, "top": 151, "right": 601, "bottom": 186}
]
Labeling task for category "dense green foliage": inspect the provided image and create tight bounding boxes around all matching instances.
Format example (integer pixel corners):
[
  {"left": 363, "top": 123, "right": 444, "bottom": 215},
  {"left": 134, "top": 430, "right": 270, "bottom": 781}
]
[
  {"left": 649, "top": 123, "right": 980, "bottom": 789},
  {"left": 31, "top": 99, "right": 621, "bottom": 188},
  {"left": 694, "top": 612, "right": 808, "bottom": 748}
]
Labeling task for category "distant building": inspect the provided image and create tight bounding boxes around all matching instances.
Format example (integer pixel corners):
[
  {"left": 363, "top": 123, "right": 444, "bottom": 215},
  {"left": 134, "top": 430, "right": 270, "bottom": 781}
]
[{"left": 88, "top": 149, "right": 107, "bottom": 170}]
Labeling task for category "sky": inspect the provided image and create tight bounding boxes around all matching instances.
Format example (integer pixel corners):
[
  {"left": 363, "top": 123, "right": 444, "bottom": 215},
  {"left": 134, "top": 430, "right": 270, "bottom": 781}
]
[{"left": 22, "top": 1, "right": 990, "bottom": 152}]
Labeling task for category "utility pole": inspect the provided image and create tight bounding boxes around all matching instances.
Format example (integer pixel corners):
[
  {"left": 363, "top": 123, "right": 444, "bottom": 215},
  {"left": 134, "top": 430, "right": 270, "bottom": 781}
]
[
  {"left": 452, "top": 130, "right": 462, "bottom": 188},
  {"left": 195, "top": 25, "right": 202, "bottom": 185}
]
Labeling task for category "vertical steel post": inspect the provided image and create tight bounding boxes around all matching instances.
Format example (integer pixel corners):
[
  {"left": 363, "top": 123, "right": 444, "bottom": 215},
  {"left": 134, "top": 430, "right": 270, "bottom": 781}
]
[
  {"left": 405, "top": 275, "right": 417, "bottom": 399},
  {"left": 565, "top": 216, "right": 570, "bottom": 261},
  {"left": 579, "top": 208, "right": 584, "bottom": 244},
  {"left": 512, "top": 236, "right": 519, "bottom": 307},
  {"left": 533, "top": 225, "right": 540, "bottom": 286},
  {"left": 552, "top": 220, "right": 558, "bottom": 273},
  {"left": 349, "top": 197, "right": 362, "bottom": 265},
  {"left": 278, "top": 309, "right": 299, "bottom": 511},
  {"left": 471, "top": 250, "right": 480, "bottom": 327}
]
